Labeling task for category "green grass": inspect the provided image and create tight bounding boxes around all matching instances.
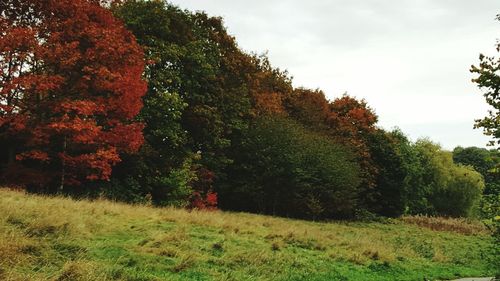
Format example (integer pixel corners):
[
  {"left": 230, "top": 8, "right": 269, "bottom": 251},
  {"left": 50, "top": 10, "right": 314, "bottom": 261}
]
[{"left": 0, "top": 188, "right": 495, "bottom": 281}]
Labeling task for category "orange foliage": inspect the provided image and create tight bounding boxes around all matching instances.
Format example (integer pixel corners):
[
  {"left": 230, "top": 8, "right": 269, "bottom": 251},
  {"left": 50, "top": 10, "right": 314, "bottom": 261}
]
[
  {"left": 253, "top": 91, "right": 286, "bottom": 115},
  {"left": 247, "top": 55, "right": 292, "bottom": 116},
  {"left": 328, "top": 95, "right": 379, "bottom": 189},
  {"left": 286, "top": 88, "right": 330, "bottom": 130},
  {"left": 0, "top": 0, "right": 146, "bottom": 188},
  {"left": 286, "top": 89, "right": 379, "bottom": 189}
]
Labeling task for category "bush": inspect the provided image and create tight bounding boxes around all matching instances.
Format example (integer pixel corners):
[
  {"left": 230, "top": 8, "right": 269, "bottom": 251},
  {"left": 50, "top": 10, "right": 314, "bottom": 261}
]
[
  {"left": 409, "top": 140, "right": 484, "bottom": 217},
  {"left": 150, "top": 156, "right": 197, "bottom": 207},
  {"left": 494, "top": 217, "right": 500, "bottom": 278},
  {"left": 96, "top": 177, "right": 151, "bottom": 204},
  {"left": 431, "top": 164, "right": 484, "bottom": 217},
  {"left": 479, "top": 194, "right": 500, "bottom": 221},
  {"left": 93, "top": 154, "right": 197, "bottom": 207}
]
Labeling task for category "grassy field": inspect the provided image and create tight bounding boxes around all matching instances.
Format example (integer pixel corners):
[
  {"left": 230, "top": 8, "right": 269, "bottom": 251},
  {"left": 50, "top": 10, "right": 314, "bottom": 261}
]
[{"left": 0, "top": 188, "right": 495, "bottom": 281}]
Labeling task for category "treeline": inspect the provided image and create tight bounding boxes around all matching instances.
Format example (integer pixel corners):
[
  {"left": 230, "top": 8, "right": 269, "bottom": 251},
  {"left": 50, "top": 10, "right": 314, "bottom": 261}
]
[{"left": 0, "top": 0, "right": 497, "bottom": 220}]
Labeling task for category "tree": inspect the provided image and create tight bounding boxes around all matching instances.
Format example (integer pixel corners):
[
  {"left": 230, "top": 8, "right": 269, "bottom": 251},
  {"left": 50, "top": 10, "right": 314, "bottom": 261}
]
[
  {"left": 0, "top": 0, "right": 146, "bottom": 191},
  {"left": 470, "top": 15, "right": 500, "bottom": 147},
  {"left": 453, "top": 146, "right": 500, "bottom": 219},
  {"left": 110, "top": 1, "right": 296, "bottom": 205},
  {"left": 248, "top": 54, "right": 293, "bottom": 116},
  {"left": 285, "top": 88, "right": 330, "bottom": 132},
  {"left": 453, "top": 146, "right": 499, "bottom": 194},
  {"left": 412, "top": 140, "right": 484, "bottom": 217},
  {"left": 327, "top": 95, "right": 379, "bottom": 208},
  {"left": 285, "top": 90, "right": 381, "bottom": 212},
  {"left": 390, "top": 129, "right": 429, "bottom": 215},
  {"left": 115, "top": 0, "right": 255, "bottom": 168},
  {"left": 104, "top": 0, "right": 192, "bottom": 204},
  {"left": 220, "top": 116, "right": 361, "bottom": 219},
  {"left": 366, "top": 129, "right": 408, "bottom": 217},
  {"left": 110, "top": 0, "right": 263, "bottom": 205}
]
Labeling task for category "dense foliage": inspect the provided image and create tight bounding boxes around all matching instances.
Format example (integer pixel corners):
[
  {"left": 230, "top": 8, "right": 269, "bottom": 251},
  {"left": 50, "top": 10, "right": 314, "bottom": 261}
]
[
  {"left": 0, "top": 0, "right": 494, "bottom": 220},
  {"left": 453, "top": 147, "right": 499, "bottom": 219},
  {"left": 400, "top": 140, "right": 485, "bottom": 218},
  {"left": 366, "top": 129, "right": 408, "bottom": 217},
  {"left": 220, "top": 116, "right": 361, "bottom": 219},
  {"left": 0, "top": 0, "right": 146, "bottom": 192}
]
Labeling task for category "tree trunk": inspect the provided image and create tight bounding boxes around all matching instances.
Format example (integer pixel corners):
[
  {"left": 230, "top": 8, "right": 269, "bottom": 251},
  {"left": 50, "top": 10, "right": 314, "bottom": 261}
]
[
  {"left": 7, "top": 145, "right": 15, "bottom": 165},
  {"left": 59, "top": 136, "right": 66, "bottom": 193}
]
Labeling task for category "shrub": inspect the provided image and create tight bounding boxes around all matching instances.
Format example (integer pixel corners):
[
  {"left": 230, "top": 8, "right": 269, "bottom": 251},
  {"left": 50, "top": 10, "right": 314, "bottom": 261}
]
[
  {"left": 407, "top": 140, "right": 484, "bottom": 217},
  {"left": 189, "top": 191, "right": 218, "bottom": 210}
]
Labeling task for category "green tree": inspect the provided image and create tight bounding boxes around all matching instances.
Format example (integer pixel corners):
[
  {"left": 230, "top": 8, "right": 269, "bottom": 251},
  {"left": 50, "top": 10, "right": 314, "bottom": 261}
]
[
  {"left": 284, "top": 90, "right": 380, "bottom": 211},
  {"left": 390, "top": 129, "right": 430, "bottom": 215},
  {"left": 93, "top": 0, "right": 193, "bottom": 204},
  {"left": 413, "top": 140, "right": 484, "bottom": 217},
  {"left": 104, "top": 0, "right": 258, "bottom": 204},
  {"left": 366, "top": 129, "right": 408, "bottom": 217},
  {"left": 436, "top": 163, "right": 485, "bottom": 217},
  {"left": 220, "top": 116, "right": 361, "bottom": 219},
  {"left": 453, "top": 147, "right": 499, "bottom": 194},
  {"left": 453, "top": 146, "right": 500, "bottom": 219},
  {"left": 470, "top": 15, "right": 500, "bottom": 147}
]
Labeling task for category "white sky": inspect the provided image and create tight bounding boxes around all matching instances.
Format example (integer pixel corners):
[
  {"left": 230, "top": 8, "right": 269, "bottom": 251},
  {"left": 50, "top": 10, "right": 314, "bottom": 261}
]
[{"left": 168, "top": 0, "right": 500, "bottom": 150}]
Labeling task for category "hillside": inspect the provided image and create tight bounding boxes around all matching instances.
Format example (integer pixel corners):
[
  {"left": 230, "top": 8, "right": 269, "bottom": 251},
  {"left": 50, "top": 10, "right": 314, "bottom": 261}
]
[{"left": 0, "top": 188, "right": 495, "bottom": 281}]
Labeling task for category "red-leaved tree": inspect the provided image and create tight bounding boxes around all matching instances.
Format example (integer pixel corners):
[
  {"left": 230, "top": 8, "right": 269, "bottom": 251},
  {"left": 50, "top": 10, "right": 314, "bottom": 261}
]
[{"left": 0, "top": 0, "right": 146, "bottom": 191}]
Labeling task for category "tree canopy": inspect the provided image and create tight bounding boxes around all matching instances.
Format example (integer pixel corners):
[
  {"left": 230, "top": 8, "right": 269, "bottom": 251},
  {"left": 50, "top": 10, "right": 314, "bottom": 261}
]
[{"left": 0, "top": 0, "right": 146, "bottom": 191}]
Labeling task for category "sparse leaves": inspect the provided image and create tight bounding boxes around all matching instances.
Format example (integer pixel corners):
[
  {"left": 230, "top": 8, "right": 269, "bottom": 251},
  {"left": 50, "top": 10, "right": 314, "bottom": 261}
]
[{"left": 470, "top": 18, "right": 500, "bottom": 147}]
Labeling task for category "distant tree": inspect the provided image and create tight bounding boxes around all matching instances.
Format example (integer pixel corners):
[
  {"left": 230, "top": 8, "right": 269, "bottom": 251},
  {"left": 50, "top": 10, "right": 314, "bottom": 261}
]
[
  {"left": 328, "top": 95, "right": 379, "bottom": 138},
  {"left": 453, "top": 146, "right": 500, "bottom": 219},
  {"left": 453, "top": 147, "right": 497, "bottom": 176},
  {"left": 413, "top": 140, "right": 484, "bottom": 217},
  {"left": 0, "top": 0, "right": 146, "bottom": 191},
  {"left": 470, "top": 15, "right": 500, "bottom": 147},
  {"left": 453, "top": 147, "right": 499, "bottom": 193}
]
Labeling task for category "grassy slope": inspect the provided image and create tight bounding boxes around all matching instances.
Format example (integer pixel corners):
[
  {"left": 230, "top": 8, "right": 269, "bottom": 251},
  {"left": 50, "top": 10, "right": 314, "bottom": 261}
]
[{"left": 0, "top": 189, "right": 495, "bottom": 281}]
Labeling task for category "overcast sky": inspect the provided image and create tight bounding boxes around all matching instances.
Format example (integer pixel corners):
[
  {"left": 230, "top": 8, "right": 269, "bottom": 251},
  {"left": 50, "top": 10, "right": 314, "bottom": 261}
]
[{"left": 169, "top": 0, "right": 500, "bottom": 150}]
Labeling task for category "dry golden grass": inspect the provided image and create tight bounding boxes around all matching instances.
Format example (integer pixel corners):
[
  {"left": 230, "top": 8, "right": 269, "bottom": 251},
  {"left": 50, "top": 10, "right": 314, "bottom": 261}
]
[
  {"left": 401, "top": 215, "right": 489, "bottom": 235},
  {"left": 0, "top": 188, "right": 495, "bottom": 281}
]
